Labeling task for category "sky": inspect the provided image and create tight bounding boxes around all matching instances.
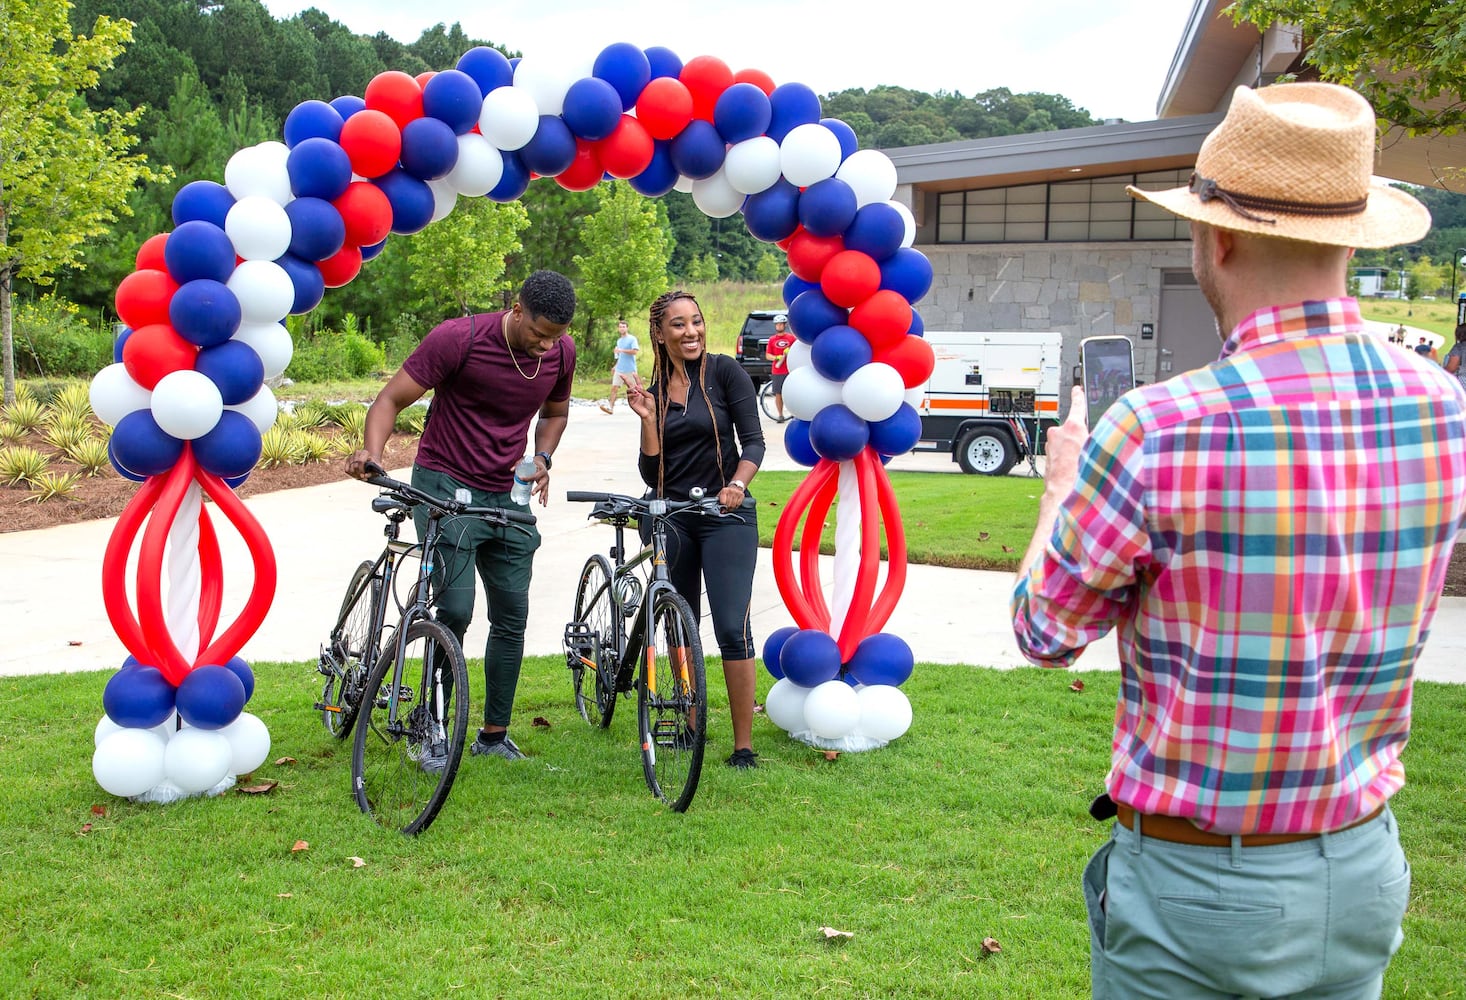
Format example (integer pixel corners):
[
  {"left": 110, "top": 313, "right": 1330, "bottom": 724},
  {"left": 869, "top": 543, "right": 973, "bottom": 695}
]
[{"left": 257, "top": 0, "right": 1197, "bottom": 124}]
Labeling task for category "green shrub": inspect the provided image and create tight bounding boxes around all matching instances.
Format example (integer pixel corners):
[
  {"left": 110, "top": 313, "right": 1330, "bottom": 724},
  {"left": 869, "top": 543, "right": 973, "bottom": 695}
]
[
  {"left": 258, "top": 426, "right": 303, "bottom": 468},
  {"left": 292, "top": 400, "right": 332, "bottom": 428},
  {"left": 294, "top": 430, "right": 332, "bottom": 463},
  {"left": 43, "top": 414, "right": 90, "bottom": 454},
  {"left": 67, "top": 437, "right": 111, "bottom": 475},
  {"left": 26, "top": 470, "right": 81, "bottom": 502},
  {"left": 0, "top": 446, "right": 51, "bottom": 485},
  {"left": 49, "top": 382, "right": 93, "bottom": 422},
  {"left": 334, "top": 407, "right": 367, "bottom": 450},
  {"left": 2, "top": 397, "right": 45, "bottom": 432},
  {"left": 395, "top": 405, "right": 427, "bottom": 435},
  {"left": 283, "top": 314, "right": 387, "bottom": 382},
  {"left": 326, "top": 401, "right": 366, "bottom": 426},
  {"left": 13, "top": 300, "right": 111, "bottom": 378},
  {"left": 0, "top": 421, "right": 24, "bottom": 446}
]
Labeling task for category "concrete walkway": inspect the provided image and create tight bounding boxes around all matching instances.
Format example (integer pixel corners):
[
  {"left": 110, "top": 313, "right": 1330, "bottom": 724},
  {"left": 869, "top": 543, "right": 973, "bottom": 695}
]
[{"left": 6, "top": 399, "right": 1466, "bottom": 683}]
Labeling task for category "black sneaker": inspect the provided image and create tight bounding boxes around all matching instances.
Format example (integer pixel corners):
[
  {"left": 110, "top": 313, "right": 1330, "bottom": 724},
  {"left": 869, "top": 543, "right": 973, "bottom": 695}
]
[
  {"left": 469, "top": 733, "right": 527, "bottom": 761},
  {"left": 725, "top": 747, "right": 758, "bottom": 769}
]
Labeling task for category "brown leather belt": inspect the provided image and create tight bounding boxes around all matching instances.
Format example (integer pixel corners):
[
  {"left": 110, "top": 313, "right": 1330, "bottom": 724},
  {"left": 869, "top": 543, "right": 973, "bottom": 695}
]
[{"left": 1114, "top": 803, "right": 1385, "bottom": 848}]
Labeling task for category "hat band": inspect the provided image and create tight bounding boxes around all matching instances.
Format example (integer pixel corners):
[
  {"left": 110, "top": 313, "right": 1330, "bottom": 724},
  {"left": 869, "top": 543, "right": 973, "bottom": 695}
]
[{"left": 1188, "top": 173, "right": 1369, "bottom": 226}]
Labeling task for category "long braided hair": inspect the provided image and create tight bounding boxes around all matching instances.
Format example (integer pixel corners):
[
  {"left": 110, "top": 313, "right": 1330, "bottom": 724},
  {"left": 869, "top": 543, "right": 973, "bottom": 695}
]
[{"left": 647, "top": 289, "right": 726, "bottom": 498}]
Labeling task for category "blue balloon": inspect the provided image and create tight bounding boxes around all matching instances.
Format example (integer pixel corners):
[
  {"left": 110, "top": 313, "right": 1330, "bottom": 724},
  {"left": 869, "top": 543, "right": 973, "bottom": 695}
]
[
  {"left": 780, "top": 629, "right": 842, "bottom": 687},
  {"left": 844, "top": 202, "right": 906, "bottom": 262},
  {"left": 423, "top": 69, "right": 484, "bottom": 134},
  {"left": 810, "top": 325, "right": 872, "bottom": 381},
  {"left": 488, "top": 149, "right": 530, "bottom": 202},
  {"left": 286, "top": 136, "right": 353, "bottom": 201},
  {"left": 374, "top": 168, "right": 435, "bottom": 236},
  {"left": 668, "top": 119, "right": 725, "bottom": 180},
  {"left": 283, "top": 197, "right": 346, "bottom": 262},
  {"left": 224, "top": 471, "right": 250, "bottom": 489},
  {"left": 330, "top": 94, "right": 366, "bottom": 120},
  {"left": 762, "top": 625, "right": 799, "bottom": 680},
  {"left": 810, "top": 404, "right": 869, "bottom": 462},
  {"left": 594, "top": 42, "right": 652, "bottom": 110},
  {"left": 628, "top": 141, "right": 678, "bottom": 197},
  {"left": 821, "top": 117, "right": 859, "bottom": 162},
  {"left": 283, "top": 99, "right": 344, "bottom": 147},
  {"left": 195, "top": 340, "right": 265, "bottom": 406},
  {"left": 847, "top": 632, "right": 915, "bottom": 687},
  {"left": 193, "top": 410, "right": 262, "bottom": 479},
  {"left": 175, "top": 664, "right": 246, "bottom": 730},
  {"left": 644, "top": 45, "right": 682, "bottom": 80},
  {"left": 169, "top": 279, "right": 241, "bottom": 348},
  {"left": 797, "top": 177, "right": 858, "bottom": 238},
  {"left": 172, "top": 181, "right": 235, "bottom": 229},
  {"left": 767, "top": 82, "right": 822, "bottom": 142},
  {"left": 113, "top": 326, "right": 133, "bottom": 364},
  {"left": 880, "top": 247, "right": 935, "bottom": 303},
  {"left": 112, "top": 411, "right": 184, "bottom": 477},
  {"left": 743, "top": 178, "right": 801, "bottom": 243},
  {"left": 868, "top": 403, "right": 922, "bottom": 457},
  {"left": 456, "top": 46, "right": 514, "bottom": 96},
  {"left": 783, "top": 418, "right": 820, "bottom": 467},
  {"left": 108, "top": 437, "right": 147, "bottom": 482},
  {"left": 275, "top": 251, "right": 326, "bottom": 314},
  {"left": 782, "top": 273, "right": 818, "bottom": 308},
  {"left": 165, "top": 220, "right": 236, "bottom": 284},
  {"left": 519, "top": 115, "right": 577, "bottom": 177},
  {"left": 788, "top": 289, "right": 847, "bottom": 344},
  {"left": 223, "top": 655, "right": 256, "bottom": 702},
  {"left": 122, "top": 655, "right": 141, "bottom": 671},
  {"left": 907, "top": 310, "right": 925, "bottom": 338},
  {"left": 400, "top": 117, "right": 459, "bottom": 181},
  {"left": 714, "top": 82, "right": 772, "bottom": 144},
  {"left": 563, "top": 77, "right": 623, "bottom": 141},
  {"left": 103, "top": 665, "right": 176, "bottom": 729},
  {"left": 360, "top": 239, "right": 387, "bottom": 262}
]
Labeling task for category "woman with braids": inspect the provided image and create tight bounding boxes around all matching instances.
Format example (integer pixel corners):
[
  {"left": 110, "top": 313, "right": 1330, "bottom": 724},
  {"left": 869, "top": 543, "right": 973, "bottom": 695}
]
[{"left": 626, "top": 290, "right": 766, "bottom": 768}]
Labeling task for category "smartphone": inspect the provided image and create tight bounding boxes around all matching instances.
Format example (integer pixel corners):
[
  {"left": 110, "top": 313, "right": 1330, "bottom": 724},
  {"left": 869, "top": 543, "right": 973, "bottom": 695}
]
[{"left": 1079, "top": 336, "right": 1136, "bottom": 427}]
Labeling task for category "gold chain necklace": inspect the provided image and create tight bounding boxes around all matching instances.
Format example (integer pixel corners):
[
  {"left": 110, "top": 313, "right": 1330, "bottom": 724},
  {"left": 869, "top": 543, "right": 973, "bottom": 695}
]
[{"left": 504, "top": 318, "right": 542, "bottom": 380}]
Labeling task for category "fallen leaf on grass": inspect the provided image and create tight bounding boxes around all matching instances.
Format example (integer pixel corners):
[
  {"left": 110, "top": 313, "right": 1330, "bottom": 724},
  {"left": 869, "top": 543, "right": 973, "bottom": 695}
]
[
  {"left": 291, "top": 840, "right": 309, "bottom": 853},
  {"left": 823, "top": 750, "right": 840, "bottom": 761},
  {"left": 982, "top": 937, "right": 1002, "bottom": 954},
  {"left": 91, "top": 805, "right": 106, "bottom": 817},
  {"left": 274, "top": 757, "right": 297, "bottom": 766},
  {"left": 819, "top": 926, "right": 854, "bottom": 941},
  {"left": 277, "top": 893, "right": 293, "bottom": 898},
  {"left": 978, "top": 531, "right": 990, "bottom": 541},
  {"left": 531, "top": 716, "right": 551, "bottom": 729},
  {"left": 1069, "top": 680, "right": 1085, "bottom": 693},
  {"left": 1001, "top": 545, "right": 1014, "bottom": 553},
  {"left": 348, "top": 856, "right": 367, "bottom": 868},
  {"left": 238, "top": 780, "right": 279, "bottom": 795},
  {"left": 79, "top": 822, "right": 92, "bottom": 835}
]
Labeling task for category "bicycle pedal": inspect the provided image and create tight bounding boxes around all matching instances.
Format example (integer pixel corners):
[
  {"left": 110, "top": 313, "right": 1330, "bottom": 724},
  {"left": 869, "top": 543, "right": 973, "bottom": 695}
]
[{"left": 314, "top": 702, "right": 343, "bottom": 714}]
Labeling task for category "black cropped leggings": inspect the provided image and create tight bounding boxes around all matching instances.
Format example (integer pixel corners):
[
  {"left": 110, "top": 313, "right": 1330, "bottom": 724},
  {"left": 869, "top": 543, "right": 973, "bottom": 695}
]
[{"left": 644, "top": 506, "right": 758, "bottom": 661}]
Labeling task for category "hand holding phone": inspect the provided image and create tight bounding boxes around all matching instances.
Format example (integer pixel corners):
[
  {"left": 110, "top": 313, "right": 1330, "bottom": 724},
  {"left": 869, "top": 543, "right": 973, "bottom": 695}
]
[{"left": 1079, "top": 336, "right": 1136, "bottom": 427}]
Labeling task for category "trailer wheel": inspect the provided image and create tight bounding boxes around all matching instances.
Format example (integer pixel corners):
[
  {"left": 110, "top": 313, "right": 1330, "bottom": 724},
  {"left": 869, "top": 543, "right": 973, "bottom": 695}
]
[{"left": 956, "top": 428, "right": 1017, "bottom": 476}]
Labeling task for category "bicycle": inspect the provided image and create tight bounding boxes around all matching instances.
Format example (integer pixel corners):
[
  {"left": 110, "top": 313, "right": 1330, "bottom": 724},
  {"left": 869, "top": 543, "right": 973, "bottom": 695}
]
[
  {"left": 563, "top": 488, "right": 751, "bottom": 811},
  {"left": 757, "top": 379, "right": 783, "bottom": 422},
  {"left": 315, "top": 461, "right": 536, "bottom": 834}
]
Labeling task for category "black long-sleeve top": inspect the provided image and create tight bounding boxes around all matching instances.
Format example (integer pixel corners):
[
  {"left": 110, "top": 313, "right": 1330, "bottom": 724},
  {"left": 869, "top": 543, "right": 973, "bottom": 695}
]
[{"left": 639, "top": 354, "right": 765, "bottom": 500}]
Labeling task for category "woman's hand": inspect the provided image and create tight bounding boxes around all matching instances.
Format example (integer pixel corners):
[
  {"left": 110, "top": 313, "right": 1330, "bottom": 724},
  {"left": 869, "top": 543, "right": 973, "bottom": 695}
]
[{"left": 626, "top": 382, "right": 655, "bottom": 421}]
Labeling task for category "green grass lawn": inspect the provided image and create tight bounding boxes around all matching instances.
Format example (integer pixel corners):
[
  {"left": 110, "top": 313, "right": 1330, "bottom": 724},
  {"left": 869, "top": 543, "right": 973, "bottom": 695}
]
[
  {"left": 3, "top": 661, "right": 1462, "bottom": 998},
  {"left": 1359, "top": 298, "right": 1460, "bottom": 338}
]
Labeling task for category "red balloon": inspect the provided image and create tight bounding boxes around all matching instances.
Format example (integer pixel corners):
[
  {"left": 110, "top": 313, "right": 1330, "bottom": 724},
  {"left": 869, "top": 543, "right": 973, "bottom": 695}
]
[
  {"left": 556, "top": 140, "right": 605, "bottom": 192},
  {"left": 339, "top": 109, "right": 402, "bottom": 179},
  {"left": 135, "top": 233, "right": 169, "bottom": 272},
  {"left": 785, "top": 231, "right": 844, "bottom": 283},
  {"left": 598, "top": 115, "right": 655, "bottom": 178},
  {"left": 415, "top": 71, "right": 436, "bottom": 88},
  {"left": 876, "top": 335, "right": 937, "bottom": 388},
  {"left": 115, "top": 269, "right": 179, "bottom": 330},
  {"left": 849, "top": 290, "right": 914, "bottom": 352},
  {"left": 365, "top": 70, "right": 424, "bottom": 129},
  {"left": 776, "top": 226, "right": 803, "bottom": 252},
  {"left": 317, "top": 245, "right": 364, "bottom": 288},
  {"left": 679, "top": 55, "right": 733, "bottom": 122},
  {"left": 733, "top": 68, "right": 776, "bottom": 96},
  {"left": 123, "top": 323, "right": 197, "bottom": 390},
  {"left": 635, "top": 77, "right": 694, "bottom": 140},
  {"left": 820, "top": 250, "right": 881, "bottom": 308},
  {"left": 333, "top": 181, "right": 394, "bottom": 247}
]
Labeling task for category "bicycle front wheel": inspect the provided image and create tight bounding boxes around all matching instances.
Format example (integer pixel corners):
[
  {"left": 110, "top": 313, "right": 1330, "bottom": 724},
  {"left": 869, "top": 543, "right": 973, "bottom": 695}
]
[
  {"left": 351, "top": 618, "right": 470, "bottom": 835},
  {"left": 638, "top": 590, "right": 707, "bottom": 812},
  {"left": 569, "top": 554, "right": 619, "bottom": 729},
  {"left": 320, "top": 560, "right": 379, "bottom": 739},
  {"left": 758, "top": 379, "right": 780, "bottom": 421}
]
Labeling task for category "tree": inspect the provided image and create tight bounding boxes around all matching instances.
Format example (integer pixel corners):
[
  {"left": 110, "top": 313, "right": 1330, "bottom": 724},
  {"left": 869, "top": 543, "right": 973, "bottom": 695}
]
[
  {"left": 572, "top": 182, "right": 672, "bottom": 360},
  {"left": 406, "top": 196, "right": 530, "bottom": 317},
  {"left": 1, "top": 0, "right": 166, "bottom": 404}
]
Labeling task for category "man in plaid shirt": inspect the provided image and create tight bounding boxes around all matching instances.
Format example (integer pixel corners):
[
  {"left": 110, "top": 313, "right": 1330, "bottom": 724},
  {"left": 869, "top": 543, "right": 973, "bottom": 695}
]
[{"left": 1012, "top": 83, "right": 1466, "bottom": 999}]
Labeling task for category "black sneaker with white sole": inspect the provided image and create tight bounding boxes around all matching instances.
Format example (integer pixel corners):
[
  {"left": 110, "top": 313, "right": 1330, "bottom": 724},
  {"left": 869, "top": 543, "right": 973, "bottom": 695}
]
[{"left": 469, "top": 733, "right": 527, "bottom": 761}]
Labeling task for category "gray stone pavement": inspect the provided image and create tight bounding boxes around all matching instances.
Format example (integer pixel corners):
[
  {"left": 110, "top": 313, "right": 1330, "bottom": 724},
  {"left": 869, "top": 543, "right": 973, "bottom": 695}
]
[{"left": 5, "top": 399, "right": 1466, "bottom": 683}]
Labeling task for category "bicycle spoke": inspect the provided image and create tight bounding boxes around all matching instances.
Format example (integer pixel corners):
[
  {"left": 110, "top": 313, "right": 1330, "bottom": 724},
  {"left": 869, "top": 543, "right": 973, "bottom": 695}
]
[
  {"left": 319, "top": 561, "right": 379, "bottom": 739},
  {"left": 568, "top": 555, "right": 619, "bottom": 729},
  {"left": 638, "top": 591, "right": 707, "bottom": 812}
]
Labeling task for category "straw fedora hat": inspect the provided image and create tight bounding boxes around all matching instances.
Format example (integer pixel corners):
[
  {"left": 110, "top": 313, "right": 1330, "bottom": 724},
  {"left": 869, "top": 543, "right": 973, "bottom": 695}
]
[{"left": 1127, "top": 83, "right": 1429, "bottom": 249}]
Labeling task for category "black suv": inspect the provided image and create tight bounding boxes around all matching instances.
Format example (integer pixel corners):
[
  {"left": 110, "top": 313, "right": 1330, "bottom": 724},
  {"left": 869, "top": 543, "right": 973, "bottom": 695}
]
[{"left": 735, "top": 310, "right": 784, "bottom": 385}]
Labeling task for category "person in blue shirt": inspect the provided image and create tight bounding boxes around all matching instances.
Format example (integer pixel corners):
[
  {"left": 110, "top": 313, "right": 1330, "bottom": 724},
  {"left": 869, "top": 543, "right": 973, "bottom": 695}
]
[{"left": 600, "top": 319, "right": 641, "bottom": 414}]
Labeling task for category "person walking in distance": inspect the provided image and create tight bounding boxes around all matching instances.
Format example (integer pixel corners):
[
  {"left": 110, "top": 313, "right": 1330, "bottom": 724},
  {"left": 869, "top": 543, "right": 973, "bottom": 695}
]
[
  {"left": 764, "top": 313, "right": 796, "bottom": 422},
  {"left": 347, "top": 270, "right": 578, "bottom": 764},
  {"left": 1012, "top": 83, "right": 1466, "bottom": 999},
  {"left": 600, "top": 319, "right": 640, "bottom": 414}
]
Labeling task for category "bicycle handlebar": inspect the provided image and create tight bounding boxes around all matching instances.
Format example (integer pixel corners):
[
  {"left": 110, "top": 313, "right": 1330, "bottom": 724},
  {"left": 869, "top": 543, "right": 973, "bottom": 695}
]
[
  {"left": 566, "top": 489, "right": 755, "bottom": 516},
  {"left": 362, "top": 462, "right": 537, "bottom": 525}
]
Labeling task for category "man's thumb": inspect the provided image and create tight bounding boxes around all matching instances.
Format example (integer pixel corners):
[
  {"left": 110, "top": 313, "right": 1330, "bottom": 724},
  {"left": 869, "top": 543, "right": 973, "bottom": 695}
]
[{"left": 1067, "top": 384, "right": 1088, "bottom": 427}]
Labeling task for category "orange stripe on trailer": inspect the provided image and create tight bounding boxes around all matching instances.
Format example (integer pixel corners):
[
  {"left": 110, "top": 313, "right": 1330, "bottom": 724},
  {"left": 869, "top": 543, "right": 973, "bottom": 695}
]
[{"left": 925, "top": 398, "right": 1059, "bottom": 412}]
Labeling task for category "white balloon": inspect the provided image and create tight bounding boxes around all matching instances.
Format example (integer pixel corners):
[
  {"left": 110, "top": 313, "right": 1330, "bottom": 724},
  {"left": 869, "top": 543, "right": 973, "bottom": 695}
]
[
  {"left": 227, "top": 260, "right": 295, "bottom": 325},
  {"left": 95, "top": 714, "right": 124, "bottom": 747},
  {"left": 479, "top": 85, "right": 540, "bottom": 151},
  {"left": 691, "top": 167, "right": 745, "bottom": 219},
  {"left": 513, "top": 55, "right": 575, "bottom": 116},
  {"left": 225, "top": 195, "right": 293, "bottom": 261},
  {"left": 151, "top": 370, "right": 224, "bottom": 440},
  {"left": 764, "top": 678, "right": 812, "bottom": 733},
  {"left": 164, "top": 727, "right": 233, "bottom": 794},
  {"left": 93, "top": 729, "right": 167, "bottom": 798},
  {"left": 842, "top": 362, "right": 906, "bottom": 422},
  {"left": 427, "top": 178, "right": 458, "bottom": 223},
  {"left": 781, "top": 365, "right": 845, "bottom": 421},
  {"left": 803, "top": 680, "right": 861, "bottom": 739},
  {"left": 724, "top": 136, "right": 783, "bottom": 196},
  {"left": 232, "top": 322, "right": 294, "bottom": 379},
  {"left": 227, "top": 384, "right": 280, "bottom": 433},
  {"left": 673, "top": 175, "right": 695, "bottom": 194},
  {"left": 446, "top": 132, "right": 504, "bottom": 196},
  {"left": 904, "top": 385, "right": 927, "bottom": 409},
  {"left": 857, "top": 684, "right": 913, "bottom": 741},
  {"left": 224, "top": 144, "right": 293, "bottom": 205},
  {"left": 889, "top": 200, "right": 917, "bottom": 248},
  {"left": 220, "top": 712, "right": 271, "bottom": 775},
  {"left": 780, "top": 123, "right": 843, "bottom": 188},
  {"left": 89, "top": 363, "right": 151, "bottom": 427},
  {"left": 785, "top": 339, "right": 812, "bottom": 372},
  {"left": 835, "top": 149, "right": 899, "bottom": 208}
]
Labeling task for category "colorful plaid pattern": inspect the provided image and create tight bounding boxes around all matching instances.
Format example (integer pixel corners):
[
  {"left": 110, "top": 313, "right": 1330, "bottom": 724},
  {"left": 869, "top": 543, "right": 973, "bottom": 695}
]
[{"left": 1013, "top": 299, "right": 1466, "bottom": 834}]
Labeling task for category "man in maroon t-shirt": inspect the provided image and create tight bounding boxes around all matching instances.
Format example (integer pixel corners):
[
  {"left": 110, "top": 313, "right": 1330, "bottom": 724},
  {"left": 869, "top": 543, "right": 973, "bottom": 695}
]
[
  {"left": 347, "top": 270, "right": 577, "bottom": 765},
  {"left": 764, "top": 313, "right": 796, "bottom": 423}
]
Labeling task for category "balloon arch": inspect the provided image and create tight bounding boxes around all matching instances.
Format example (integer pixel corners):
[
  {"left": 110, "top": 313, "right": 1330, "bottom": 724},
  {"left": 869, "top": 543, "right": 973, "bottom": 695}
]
[{"left": 89, "top": 43, "right": 937, "bottom": 800}]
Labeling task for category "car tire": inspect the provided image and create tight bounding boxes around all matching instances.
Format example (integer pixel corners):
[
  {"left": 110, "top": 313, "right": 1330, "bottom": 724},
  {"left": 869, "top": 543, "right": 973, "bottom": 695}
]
[{"left": 956, "top": 427, "right": 1017, "bottom": 476}]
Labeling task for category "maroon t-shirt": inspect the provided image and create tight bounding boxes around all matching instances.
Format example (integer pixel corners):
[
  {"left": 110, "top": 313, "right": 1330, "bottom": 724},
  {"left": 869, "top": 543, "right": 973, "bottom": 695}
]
[{"left": 403, "top": 310, "right": 575, "bottom": 492}]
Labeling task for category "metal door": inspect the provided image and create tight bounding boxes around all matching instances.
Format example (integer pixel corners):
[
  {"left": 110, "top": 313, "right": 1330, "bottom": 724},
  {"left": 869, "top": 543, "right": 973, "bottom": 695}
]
[{"left": 1157, "top": 270, "right": 1219, "bottom": 378}]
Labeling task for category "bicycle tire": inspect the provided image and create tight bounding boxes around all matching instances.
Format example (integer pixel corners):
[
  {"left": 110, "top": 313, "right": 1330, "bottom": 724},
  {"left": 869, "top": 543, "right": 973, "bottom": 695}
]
[
  {"left": 321, "top": 560, "right": 379, "bottom": 739},
  {"left": 351, "top": 617, "right": 470, "bottom": 835},
  {"left": 637, "top": 589, "right": 707, "bottom": 812},
  {"left": 758, "top": 379, "right": 780, "bottom": 421},
  {"left": 569, "top": 554, "right": 619, "bottom": 729}
]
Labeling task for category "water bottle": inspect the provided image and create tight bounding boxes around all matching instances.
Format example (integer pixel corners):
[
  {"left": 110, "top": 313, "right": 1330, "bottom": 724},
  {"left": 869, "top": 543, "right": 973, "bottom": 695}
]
[{"left": 510, "top": 456, "right": 537, "bottom": 505}]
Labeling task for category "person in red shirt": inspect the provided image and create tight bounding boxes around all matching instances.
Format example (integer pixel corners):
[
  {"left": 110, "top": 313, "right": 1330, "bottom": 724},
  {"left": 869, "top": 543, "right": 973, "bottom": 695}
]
[{"left": 763, "top": 314, "right": 796, "bottom": 423}]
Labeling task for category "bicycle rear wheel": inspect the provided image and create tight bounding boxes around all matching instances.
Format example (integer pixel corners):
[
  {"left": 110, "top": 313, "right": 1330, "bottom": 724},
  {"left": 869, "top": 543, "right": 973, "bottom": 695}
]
[
  {"left": 320, "top": 560, "right": 379, "bottom": 739},
  {"left": 351, "top": 618, "right": 469, "bottom": 835},
  {"left": 758, "top": 380, "right": 780, "bottom": 421},
  {"left": 568, "top": 554, "right": 619, "bottom": 729},
  {"left": 638, "top": 589, "right": 707, "bottom": 812}
]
